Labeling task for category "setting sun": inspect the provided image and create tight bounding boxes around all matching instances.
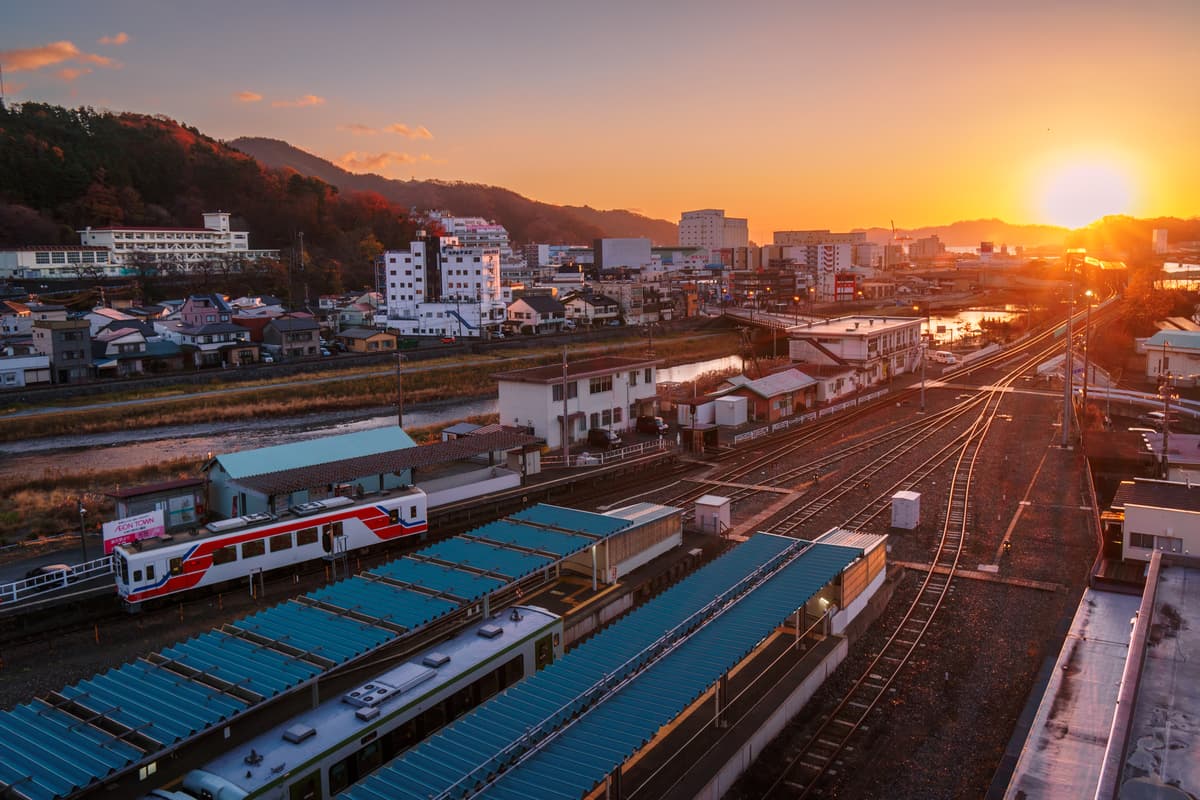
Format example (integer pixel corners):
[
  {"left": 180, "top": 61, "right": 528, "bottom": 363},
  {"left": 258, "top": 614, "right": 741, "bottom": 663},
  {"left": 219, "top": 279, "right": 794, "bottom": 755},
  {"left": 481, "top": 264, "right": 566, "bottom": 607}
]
[{"left": 1038, "top": 161, "right": 1135, "bottom": 229}]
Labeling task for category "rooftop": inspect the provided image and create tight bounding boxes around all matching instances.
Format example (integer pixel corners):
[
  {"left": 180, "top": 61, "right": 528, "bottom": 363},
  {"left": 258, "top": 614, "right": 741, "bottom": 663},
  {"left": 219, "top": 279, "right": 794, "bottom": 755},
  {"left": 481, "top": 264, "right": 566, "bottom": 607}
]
[
  {"left": 493, "top": 355, "right": 658, "bottom": 384},
  {"left": 209, "top": 427, "right": 417, "bottom": 481},
  {"left": 1111, "top": 478, "right": 1200, "bottom": 514},
  {"left": 788, "top": 315, "right": 920, "bottom": 337}
]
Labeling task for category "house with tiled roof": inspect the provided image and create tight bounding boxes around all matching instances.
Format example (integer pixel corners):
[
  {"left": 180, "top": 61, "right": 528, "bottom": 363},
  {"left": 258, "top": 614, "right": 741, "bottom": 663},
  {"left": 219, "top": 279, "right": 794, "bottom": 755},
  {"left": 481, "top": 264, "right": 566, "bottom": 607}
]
[
  {"left": 263, "top": 315, "right": 320, "bottom": 359},
  {"left": 0, "top": 300, "right": 31, "bottom": 337},
  {"left": 714, "top": 368, "right": 818, "bottom": 423},
  {"left": 335, "top": 327, "right": 396, "bottom": 353},
  {"left": 507, "top": 294, "right": 566, "bottom": 334}
]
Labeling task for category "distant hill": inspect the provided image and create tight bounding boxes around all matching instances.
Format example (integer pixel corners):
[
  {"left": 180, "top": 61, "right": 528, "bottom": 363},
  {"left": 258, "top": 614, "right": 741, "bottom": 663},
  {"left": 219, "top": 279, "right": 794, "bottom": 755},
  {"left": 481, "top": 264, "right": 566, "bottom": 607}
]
[
  {"left": 231, "top": 137, "right": 679, "bottom": 245},
  {"left": 854, "top": 219, "right": 1069, "bottom": 249}
]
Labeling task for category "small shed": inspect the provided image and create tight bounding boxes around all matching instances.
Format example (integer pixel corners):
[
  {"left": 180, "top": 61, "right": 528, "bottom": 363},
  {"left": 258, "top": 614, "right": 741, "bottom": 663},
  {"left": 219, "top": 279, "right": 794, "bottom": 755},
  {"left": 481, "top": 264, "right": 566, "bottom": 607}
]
[
  {"left": 891, "top": 490, "right": 921, "bottom": 530},
  {"left": 715, "top": 396, "right": 748, "bottom": 427},
  {"left": 695, "top": 494, "right": 732, "bottom": 535},
  {"left": 106, "top": 478, "right": 206, "bottom": 532}
]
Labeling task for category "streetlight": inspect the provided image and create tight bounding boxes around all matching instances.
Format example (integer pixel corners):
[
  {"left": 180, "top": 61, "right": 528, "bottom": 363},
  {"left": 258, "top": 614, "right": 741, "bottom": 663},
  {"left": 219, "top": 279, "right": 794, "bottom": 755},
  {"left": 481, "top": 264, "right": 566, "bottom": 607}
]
[
  {"left": 78, "top": 499, "right": 88, "bottom": 562},
  {"left": 793, "top": 295, "right": 801, "bottom": 325}
]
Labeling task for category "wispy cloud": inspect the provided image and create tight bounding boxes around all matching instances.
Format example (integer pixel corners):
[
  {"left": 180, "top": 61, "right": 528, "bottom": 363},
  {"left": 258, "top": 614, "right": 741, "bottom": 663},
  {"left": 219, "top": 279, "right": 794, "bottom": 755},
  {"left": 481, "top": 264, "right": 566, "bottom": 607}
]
[
  {"left": 272, "top": 93, "right": 326, "bottom": 108},
  {"left": 234, "top": 90, "right": 263, "bottom": 103},
  {"left": 0, "top": 40, "right": 117, "bottom": 72},
  {"left": 98, "top": 32, "right": 130, "bottom": 46},
  {"left": 56, "top": 67, "right": 93, "bottom": 81},
  {"left": 339, "top": 123, "right": 377, "bottom": 135},
  {"left": 386, "top": 123, "right": 433, "bottom": 140},
  {"left": 335, "top": 151, "right": 422, "bottom": 173}
]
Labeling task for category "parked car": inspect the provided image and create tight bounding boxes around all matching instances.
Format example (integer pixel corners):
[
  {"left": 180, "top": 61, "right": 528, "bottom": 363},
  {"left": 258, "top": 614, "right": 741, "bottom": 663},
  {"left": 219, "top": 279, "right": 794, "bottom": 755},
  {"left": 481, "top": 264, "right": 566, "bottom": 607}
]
[
  {"left": 562, "top": 320, "right": 576, "bottom": 330},
  {"left": 440, "top": 335, "right": 457, "bottom": 344},
  {"left": 636, "top": 415, "right": 669, "bottom": 435},
  {"left": 587, "top": 428, "right": 622, "bottom": 448},
  {"left": 930, "top": 350, "right": 957, "bottom": 364},
  {"left": 260, "top": 353, "right": 275, "bottom": 364},
  {"left": 25, "top": 563, "right": 71, "bottom": 581},
  {"left": 319, "top": 348, "right": 332, "bottom": 357}
]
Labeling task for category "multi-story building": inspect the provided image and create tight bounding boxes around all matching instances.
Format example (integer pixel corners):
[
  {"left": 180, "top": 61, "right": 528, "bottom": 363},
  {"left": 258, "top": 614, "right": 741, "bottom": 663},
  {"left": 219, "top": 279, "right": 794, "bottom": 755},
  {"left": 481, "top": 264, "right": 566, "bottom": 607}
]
[
  {"left": 507, "top": 295, "right": 566, "bottom": 335},
  {"left": 679, "top": 210, "right": 749, "bottom": 260},
  {"left": 773, "top": 230, "right": 866, "bottom": 247},
  {"left": 0, "top": 245, "right": 114, "bottom": 280},
  {"left": 32, "top": 319, "right": 92, "bottom": 383},
  {"left": 0, "top": 300, "right": 31, "bottom": 337},
  {"left": 77, "top": 212, "right": 279, "bottom": 275},
  {"left": 909, "top": 235, "right": 946, "bottom": 262},
  {"left": 379, "top": 236, "right": 506, "bottom": 338},
  {"left": 427, "top": 211, "right": 511, "bottom": 251},
  {"left": 595, "top": 238, "right": 652, "bottom": 271},
  {"left": 852, "top": 241, "right": 881, "bottom": 269},
  {"left": 494, "top": 356, "right": 660, "bottom": 449},
  {"left": 787, "top": 315, "right": 922, "bottom": 390}
]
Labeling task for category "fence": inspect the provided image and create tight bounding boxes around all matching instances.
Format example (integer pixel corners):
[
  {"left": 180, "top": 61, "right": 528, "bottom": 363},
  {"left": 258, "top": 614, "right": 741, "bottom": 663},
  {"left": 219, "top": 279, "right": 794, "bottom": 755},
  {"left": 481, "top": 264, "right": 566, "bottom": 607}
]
[
  {"left": 542, "top": 438, "right": 670, "bottom": 468},
  {"left": 731, "top": 388, "right": 890, "bottom": 445},
  {"left": 0, "top": 555, "right": 113, "bottom": 605}
]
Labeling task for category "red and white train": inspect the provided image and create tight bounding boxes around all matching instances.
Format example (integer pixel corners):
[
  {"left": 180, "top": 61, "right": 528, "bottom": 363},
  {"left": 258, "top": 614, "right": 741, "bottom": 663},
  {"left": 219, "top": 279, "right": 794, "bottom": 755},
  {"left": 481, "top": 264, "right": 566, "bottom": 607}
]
[{"left": 113, "top": 487, "right": 428, "bottom": 608}]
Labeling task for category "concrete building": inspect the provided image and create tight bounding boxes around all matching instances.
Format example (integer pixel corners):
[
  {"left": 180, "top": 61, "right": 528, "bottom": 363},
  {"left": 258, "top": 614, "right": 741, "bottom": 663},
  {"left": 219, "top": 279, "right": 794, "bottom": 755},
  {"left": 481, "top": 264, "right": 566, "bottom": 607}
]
[
  {"left": 427, "top": 211, "right": 511, "bottom": 250},
  {"left": 32, "top": 319, "right": 92, "bottom": 383},
  {"left": 1109, "top": 478, "right": 1200, "bottom": 562},
  {"left": 1153, "top": 228, "right": 1168, "bottom": 254},
  {"left": 77, "top": 212, "right": 278, "bottom": 275},
  {"left": 0, "top": 245, "right": 113, "bottom": 280},
  {"left": 0, "top": 354, "right": 51, "bottom": 388},
  {"left": 852, "top": 241, "right": 881, "bottom": 269},
  {"left": 773, "top": 230, "right": 866, "bottom": 247},
  {"left": 788, "top": 315, "right": 923, "bottom": 389},
  {"left": 1137, "top": 330, "right": 1200, "bottom": 385},
  {"left": 494, "top": 356, "right": 659, "bottom": 449},
  {"left": 679, "top": 210, "right": 749, "bottom": 260},
  {"left": 0, "top": 300, "right": 31, "bottom": 337},
  {"left": 908, "top": 235, "right": 946, "bottom": 261},
  {"left": 379, "top": 236, "right": 506, "bottom": 338},
  {"left": 595, "top": 238, "right": 652, "bottom": 272}
]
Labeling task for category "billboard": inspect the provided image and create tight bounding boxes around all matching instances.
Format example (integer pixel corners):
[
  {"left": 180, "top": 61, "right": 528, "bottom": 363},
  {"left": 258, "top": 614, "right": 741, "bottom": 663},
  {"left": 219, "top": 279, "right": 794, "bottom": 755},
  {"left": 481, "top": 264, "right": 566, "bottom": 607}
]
[{"left": 103, "top": 509, "right": 165, "bottom": 554}]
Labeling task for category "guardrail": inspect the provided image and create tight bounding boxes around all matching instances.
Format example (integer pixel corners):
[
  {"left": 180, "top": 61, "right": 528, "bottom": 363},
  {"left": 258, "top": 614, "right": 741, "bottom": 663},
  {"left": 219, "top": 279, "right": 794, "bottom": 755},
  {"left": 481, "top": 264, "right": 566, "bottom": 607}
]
[
  {"left": 0, "top": 555, "right": 113, "bottom": 605},
  {"left": 542, "top": 438, "right": 670, "bottom": 468}
]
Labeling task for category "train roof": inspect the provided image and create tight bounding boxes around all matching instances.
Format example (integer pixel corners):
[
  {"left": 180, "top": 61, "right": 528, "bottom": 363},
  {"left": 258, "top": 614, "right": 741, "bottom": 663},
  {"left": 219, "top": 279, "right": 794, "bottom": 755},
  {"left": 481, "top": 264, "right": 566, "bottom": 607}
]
[
  {"left": 192, "top": 606, "right": 560, "bottom": 796},
  {"left": 114, "top": 486, "right": 426, "bottom": 555}
]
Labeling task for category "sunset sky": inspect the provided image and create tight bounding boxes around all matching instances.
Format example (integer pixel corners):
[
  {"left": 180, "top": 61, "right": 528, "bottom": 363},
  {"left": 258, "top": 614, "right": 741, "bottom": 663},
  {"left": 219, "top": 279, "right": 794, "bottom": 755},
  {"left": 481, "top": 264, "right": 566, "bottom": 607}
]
[{"left": 2, "top": 0, "right": 1197, "bottom": 241}]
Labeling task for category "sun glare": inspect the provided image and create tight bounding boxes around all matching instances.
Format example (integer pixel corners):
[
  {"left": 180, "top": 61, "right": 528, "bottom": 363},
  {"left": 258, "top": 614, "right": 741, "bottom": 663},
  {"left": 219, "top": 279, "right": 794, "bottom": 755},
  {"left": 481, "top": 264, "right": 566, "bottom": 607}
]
[{"left": 1038, "top": 162, "right": 1134, "bottom": 229}]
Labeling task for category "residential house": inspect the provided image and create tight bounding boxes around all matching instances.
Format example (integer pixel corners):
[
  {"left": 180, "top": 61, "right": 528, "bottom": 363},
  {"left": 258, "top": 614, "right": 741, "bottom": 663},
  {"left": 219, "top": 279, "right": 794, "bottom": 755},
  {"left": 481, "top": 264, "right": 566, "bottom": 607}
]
[
  {"left": 0, "top": 354, "right": 51, "bottom": 388},
  {"left": 507, "top": 295, "right": 566, "bottom": 334},
  {"left": 264, "top": 315, "right": 321, "bottom": 359},
  {"left": 562, "top": 293, "right": 621, "bottom": 326},
  {"left": 84, "top": 306, "right": 138, "bottom": 336},
  {"left": 0, "top": 301, "right": 31, "bottom": 337},
  {"left": 714, "top": 368, "right": 818, "bottom": 423},
  {"left": 32, "top": 319, "right": 92, "bottom": 383},
  {"left": 91, "top": 325, "right": 149, "bottom": 378},
  {"left": 25, "top": 303, "right": 68, "bottom": 323},
  {"left": 336, "top": 327, "right": 396, "bottom": 353},
  {"left": 179, "top": 294, "right": 233, "bottom": 327},
  {"left": 788, "top": 315, "right": 923, "bottom": 389}
]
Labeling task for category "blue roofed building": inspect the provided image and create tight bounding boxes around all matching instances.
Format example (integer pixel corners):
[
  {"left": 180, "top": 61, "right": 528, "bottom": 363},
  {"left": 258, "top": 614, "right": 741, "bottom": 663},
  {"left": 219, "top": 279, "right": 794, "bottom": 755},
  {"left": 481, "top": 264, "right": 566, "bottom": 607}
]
[
  {"left": 204, "top": 427, "right": 417, "bottom": 518},
  {"left": 1138, "top": 329, "right": 1200, "bottom": 386}
]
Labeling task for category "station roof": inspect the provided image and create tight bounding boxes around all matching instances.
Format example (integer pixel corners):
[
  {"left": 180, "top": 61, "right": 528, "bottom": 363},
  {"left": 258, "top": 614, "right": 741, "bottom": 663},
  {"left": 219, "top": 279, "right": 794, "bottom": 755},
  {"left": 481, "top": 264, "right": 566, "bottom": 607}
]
[
  {"left": 1111, "top": 477, "right": 1200, "bottom": 513},
  {"left": 209, "top": 427, "right": 417, "bottom": 480},
  {"left": 0, "top": 503, "right": 636, "bottom": 800},
  {"left": 344, "top": 533, "right": 863, "bottom": 800},
  {"left": 232, "top": 429, "right": 538, "bottom": 496}
]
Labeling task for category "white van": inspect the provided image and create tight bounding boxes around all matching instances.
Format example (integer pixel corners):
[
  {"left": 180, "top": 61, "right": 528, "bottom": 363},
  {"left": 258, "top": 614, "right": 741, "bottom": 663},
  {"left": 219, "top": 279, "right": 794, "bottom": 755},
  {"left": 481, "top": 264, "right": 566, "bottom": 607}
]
[{"left": 931, "top": 350, "right": 957, "bottom": 364}]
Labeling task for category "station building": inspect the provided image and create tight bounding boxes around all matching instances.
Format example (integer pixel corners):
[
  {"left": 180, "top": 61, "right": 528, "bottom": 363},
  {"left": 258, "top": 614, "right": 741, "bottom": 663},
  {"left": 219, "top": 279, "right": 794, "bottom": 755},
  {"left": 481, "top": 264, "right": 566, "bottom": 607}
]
[
  {"left": 787, "top": 314, "right": 923, "bottom": 387},
  {"left": 494, "top": 355, "right": 659, "bottom": 449},
  {"left": 1105, "top": 477, "right": 1200, "bottom": 562}
]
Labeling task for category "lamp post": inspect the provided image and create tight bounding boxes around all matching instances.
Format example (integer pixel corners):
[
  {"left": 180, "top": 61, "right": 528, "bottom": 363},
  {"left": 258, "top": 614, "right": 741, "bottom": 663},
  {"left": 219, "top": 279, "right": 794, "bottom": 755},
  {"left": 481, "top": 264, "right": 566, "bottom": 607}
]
[
  {"left": 793, "top": 295, "right": 800, "bottom": 325},
  {"left": 809, "top": 286, "right": 815, "bottom": 319},
  {"left": 1081, "top": 289, "right": 1094, "bottom": 429},
  {"left": 78, "top": 499, "right": 88, "bottom": 562}
]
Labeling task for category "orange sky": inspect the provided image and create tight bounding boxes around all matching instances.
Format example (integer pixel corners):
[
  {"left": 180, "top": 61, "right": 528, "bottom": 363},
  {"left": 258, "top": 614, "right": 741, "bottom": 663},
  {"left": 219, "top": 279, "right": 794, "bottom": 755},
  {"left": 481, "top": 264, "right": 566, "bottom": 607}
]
[{"left": 4, "top": 1, "right": 1198, "bottom": 240}]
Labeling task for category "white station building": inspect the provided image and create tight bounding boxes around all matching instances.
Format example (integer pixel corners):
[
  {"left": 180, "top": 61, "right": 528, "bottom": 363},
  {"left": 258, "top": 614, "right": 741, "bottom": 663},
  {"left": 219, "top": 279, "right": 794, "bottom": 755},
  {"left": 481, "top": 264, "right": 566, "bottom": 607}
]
[
  {"left": 788, "top": 315, "right": 923, "bottom": 387},
  {"left": 494, "top": 356, "right": 660, "bottom": 449}
]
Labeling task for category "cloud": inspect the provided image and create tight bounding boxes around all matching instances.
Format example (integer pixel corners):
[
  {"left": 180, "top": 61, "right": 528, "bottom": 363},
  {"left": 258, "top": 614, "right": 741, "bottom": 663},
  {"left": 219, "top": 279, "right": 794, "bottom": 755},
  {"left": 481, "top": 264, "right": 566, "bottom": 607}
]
[
  {"left": 386, "top": 123, "right": 433, "bottom": 140},
  {"left": 234, "top": 90, "right": 263, "bottom": 103},
  {"left": 336, "top": 151, "right": 420, "bottom": 173},
  {"left": 98, "top": 32, "right": 130, "bottom": 46},
  {"left": 0, "top": 40, "right": 117, "bottom": 72},
  {"left": 271, "top": 93, "right": 326, "bottom": 108},
  {"left": 5, "top": 81, "right": 27, "bottom": 95},
  {"left": 339, "top": 123, "right": 377, "bottom": 135},
  {"left": 56, "top": 67, "right": 93, "bottom": 81}
]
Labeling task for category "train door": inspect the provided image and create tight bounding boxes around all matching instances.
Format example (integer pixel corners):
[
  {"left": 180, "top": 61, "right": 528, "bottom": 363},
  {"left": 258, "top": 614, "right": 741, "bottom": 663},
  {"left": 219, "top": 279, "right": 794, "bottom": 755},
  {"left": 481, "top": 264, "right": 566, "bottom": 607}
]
[
  {"left": 114, "top": 550, "right": 131, "bottom": 596},
  {"left": 535, "top": 633, "right": 556, "bottom": 670},
  {"left": 289, "top": 770, "right": 320, "bottom": 800}
]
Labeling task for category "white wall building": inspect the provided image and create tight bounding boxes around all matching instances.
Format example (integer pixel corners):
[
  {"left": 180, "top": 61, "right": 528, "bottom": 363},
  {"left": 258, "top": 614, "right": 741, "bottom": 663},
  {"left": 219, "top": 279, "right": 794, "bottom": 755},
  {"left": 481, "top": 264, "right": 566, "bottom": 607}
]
[
  {"left": 494, "top": 356, "right": 660, "bottom": 449},
  {"left": 1111, "top": 478, "right": 1200, "bottom": 562},
  {"left": 788, "top": 315, "right": 922, "bottom": 389},
  {"left": 595, "top": 238, "right": 652, "bottom": 271},
  {"left": 0, "top": 246, "right": 114, "bottom": 280},
  {"left": 679, "top": 209, "right": 749, "bottom": 261},
  {"left": 77, "top": 212, "right": 278, "bottom": 275},
  {"left": 427, "top": 211, "right": 511, "bottom": 251},
  {"left": 0, "top": 354, "right": 51, "bottom": 388},
  {"left": 1153, "top": 229, "right": 1169, "bottom": 255},
  {"left": 379, "top": 237, "right": 506, "bottom": 337}
]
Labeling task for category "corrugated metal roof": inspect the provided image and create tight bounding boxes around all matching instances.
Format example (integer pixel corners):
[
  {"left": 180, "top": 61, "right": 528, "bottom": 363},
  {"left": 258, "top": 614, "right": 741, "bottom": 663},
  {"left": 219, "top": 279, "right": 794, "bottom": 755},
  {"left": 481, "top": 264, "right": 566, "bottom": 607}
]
[
  {"left": 510, "top": 503, "right": 632, "bottom": 537},
  {"left": 344, "top": 533, "right": 830, "bottom": 800},
  {"left": 212, "top": 427, "right": 417, "bottom": 480},
  {"left": 477, "top": 542, "right": 860, "bottom": 799},
  {"left": 1144, "top": 330, "right": 1200, "bottom": 352},
  {"left": 603, "top": 502, "right": 682, "bottom": 527},
  {"left": 0, "top": 502, "right": 638, "bottom": 800},
  {"left": 466, "top": 520, "right": 595, "bottom": 557},
  {"left": 815, "top": 527, "right": 887, "bottom": 553}
]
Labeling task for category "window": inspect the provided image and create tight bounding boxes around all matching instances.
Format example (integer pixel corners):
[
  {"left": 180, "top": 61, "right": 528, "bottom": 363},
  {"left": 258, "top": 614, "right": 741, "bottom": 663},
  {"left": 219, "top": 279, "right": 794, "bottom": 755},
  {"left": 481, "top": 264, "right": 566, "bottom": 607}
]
[
  {"left": 602, "top": 409, "right": 612, "bottom": 426},
  {"left": 409, "top": 505, "right": 417, "bottom": 519},
  {"left": 629, "top": 371, "right": 638, "bottom": 386},
  {"left": 644, "top": 368, "right": 653, "bottom": 384},
  {"left": 145, "top": 565, "right": 156, "bottom": 580},
  {"left": 589, "top": 375, "right": 613, "bottom": 394},
  {"left": 590, "top": 412, "right": 600, "bottom": 429},
  {"left": 169, "top": 557, "right": 183, "bottom": 576},
  {"left": 1130, "top": 532, "right": 1154, "bottom": 549},
  {"left": 614, "top": 407, "right": 622, "bottom": 423},
  {"left": 552, "top": 382, "right": 578, "bottom": 402},
  {"left": 297, "top": 527, "right": 318, "bottom": 546},
  {"left": 212, "top": 545, "right": 238, "bottom": 565},
  {"left": 269, "top": 533, "right": 293, "bottom": 552}
]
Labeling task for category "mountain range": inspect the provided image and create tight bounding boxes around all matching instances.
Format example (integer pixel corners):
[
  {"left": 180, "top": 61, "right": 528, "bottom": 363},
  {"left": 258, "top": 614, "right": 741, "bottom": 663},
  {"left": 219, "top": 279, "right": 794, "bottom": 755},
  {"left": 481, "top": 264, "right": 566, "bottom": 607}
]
[{"left": 230, "top": 137, "right": 680, "bottom": 246}]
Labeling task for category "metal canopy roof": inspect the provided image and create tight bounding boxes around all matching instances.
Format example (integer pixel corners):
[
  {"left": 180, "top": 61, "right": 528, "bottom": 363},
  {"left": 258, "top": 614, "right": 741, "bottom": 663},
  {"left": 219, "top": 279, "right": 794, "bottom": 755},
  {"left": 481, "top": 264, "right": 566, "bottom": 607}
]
[
  {"left": 478, "top": 542, "right": 861, "bottom": 799},
  {"left": 0, "top": 503, "right": 637, "bottom": 800},
  {"left": 344, "top": 533, "right": 854, "bottom": 800}
]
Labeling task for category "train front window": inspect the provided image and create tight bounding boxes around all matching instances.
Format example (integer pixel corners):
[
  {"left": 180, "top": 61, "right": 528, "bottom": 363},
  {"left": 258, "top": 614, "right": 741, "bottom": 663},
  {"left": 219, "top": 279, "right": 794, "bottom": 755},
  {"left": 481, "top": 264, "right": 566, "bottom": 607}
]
[{"left": 116, "top": 553, "right": 129, "bottom": 585}]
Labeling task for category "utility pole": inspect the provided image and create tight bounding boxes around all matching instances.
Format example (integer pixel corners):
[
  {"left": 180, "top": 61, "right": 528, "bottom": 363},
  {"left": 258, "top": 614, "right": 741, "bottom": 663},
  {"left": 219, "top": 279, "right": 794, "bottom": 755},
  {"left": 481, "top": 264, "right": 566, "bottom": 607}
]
[
  {"left": 1081, "top": 289, "right": 1093, "bottom": 437},
  {"left": 395, "top": 352, "right": 405, "bottom": 427},
  {"left": 1061, "top": 277, "right": 1075, "bottom": 448},
  {"left": 561, "top": 346, "right": 570, "bottom": 464},
  {"left": 78, "top": 499, "right": 88, "bottom": 562}
]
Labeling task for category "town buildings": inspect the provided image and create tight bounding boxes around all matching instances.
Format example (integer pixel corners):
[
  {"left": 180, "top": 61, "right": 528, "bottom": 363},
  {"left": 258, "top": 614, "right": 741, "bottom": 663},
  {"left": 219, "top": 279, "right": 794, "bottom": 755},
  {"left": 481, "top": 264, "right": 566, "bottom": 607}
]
[
  {"left": 679, "top": 209, "right": 749, "bottom": 261},
  {"left": 378, "top": 235, "right": 506, "bottom": 338},
  {"left": 77, "top": 212, "right": 279, "bottom": 275}
]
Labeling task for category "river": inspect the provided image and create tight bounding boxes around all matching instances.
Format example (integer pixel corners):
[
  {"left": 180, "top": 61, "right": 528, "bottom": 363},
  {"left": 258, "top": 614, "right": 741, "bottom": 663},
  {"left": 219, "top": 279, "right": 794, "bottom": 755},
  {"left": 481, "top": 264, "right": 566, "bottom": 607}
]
[{"left": 0, "top": 355, "right": 747, "bottom": 479}]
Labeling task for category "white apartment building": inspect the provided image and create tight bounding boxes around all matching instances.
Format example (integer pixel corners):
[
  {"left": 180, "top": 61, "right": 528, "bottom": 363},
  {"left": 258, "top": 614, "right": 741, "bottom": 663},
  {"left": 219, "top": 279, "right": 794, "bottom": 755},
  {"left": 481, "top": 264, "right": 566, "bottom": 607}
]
[
  {"left": 378, "top": 237, "right": 506, "bottom": 337},
  {"left": 494, "top": 356, "right": 660, "bottom": 449},
  {"left": 77, "top": 212, "right": 279, "bottom": 275},
  {"left": 0, "top": 245, "right": 114, "bottom": 280},
  {"left": 679, "top": 209, "right": 749, "bottom": 260},
  {"left": 595, "top": 238, "right": 652, "bottom": 271},
  {"left": 773, "top": 230, "right": 867, "bottom": 247},
  {"left": 427, "top": 211, "right": 511, "bottom": 251}
]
